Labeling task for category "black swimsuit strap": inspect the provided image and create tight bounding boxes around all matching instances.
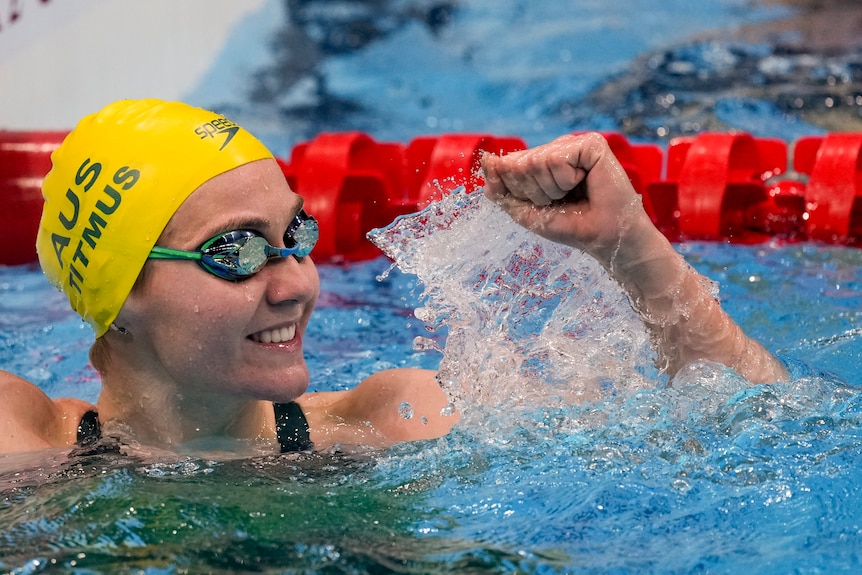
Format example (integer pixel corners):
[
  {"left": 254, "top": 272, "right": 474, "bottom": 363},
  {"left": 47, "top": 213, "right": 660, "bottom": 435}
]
[
  {"left": 75, "top": 404, "right": 313, "bottom": 453},
  {"left": 273, "top": 401, "right": 313, "bottom": 452}
]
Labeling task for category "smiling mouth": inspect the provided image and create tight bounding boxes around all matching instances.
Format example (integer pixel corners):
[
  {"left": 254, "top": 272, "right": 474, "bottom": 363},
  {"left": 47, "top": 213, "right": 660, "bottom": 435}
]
[{"left": 249, "top": 324, "right": 297, "bottom": 344}]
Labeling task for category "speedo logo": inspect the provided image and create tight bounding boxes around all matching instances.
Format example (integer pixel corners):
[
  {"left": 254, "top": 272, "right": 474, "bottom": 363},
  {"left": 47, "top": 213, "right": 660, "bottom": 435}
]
[{"left": 194, "top": 117, "right": 240, "bottom": 151}]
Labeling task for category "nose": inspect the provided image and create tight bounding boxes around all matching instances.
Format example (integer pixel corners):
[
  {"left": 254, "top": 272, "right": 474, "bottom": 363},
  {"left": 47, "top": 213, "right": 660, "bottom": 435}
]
[{"left": 263, "top": 255, "right": 320, "bottom": 307}]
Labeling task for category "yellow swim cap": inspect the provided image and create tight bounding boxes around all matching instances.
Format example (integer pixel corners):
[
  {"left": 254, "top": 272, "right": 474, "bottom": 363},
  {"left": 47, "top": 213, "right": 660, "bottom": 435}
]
[{"left": 37, "top": 99, "right": 273, "bottom": 337}]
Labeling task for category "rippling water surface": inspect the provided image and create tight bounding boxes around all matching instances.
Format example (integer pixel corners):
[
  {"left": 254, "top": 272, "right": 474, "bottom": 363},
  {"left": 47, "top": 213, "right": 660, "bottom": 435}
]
[
  {"left": 3, "top": 0, "right": 862, "bottom": 572},
  {"left": 2, "top": 195, "right": 861, "bottom": 573}
]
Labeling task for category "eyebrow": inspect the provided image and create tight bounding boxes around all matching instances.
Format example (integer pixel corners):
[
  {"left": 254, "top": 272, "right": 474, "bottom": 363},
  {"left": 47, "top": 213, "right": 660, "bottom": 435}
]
[
  {"left": 214, "top": 216, "right": 270, "bottom": 234},
  {"left": 206, "top": 197, "right": 305, "bottom": 238}
]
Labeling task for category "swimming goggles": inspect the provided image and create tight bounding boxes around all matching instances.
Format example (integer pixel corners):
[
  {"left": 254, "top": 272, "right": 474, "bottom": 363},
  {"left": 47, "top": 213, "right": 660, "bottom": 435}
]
[{"left": 148, "top": 210, "right": 318, "bottom": 281}]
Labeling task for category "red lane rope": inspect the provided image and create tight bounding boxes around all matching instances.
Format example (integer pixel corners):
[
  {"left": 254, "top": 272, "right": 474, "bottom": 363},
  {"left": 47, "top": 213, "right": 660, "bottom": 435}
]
[{"left": 2, "top": 130, "right": 860, "bottom": 266}]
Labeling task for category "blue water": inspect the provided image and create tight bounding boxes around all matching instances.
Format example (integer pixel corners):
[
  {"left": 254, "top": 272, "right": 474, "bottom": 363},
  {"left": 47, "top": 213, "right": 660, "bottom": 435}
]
[
  {"left": 194, "top": 0, "right": 796, "bottom": 152},
  {"left": 3, "top": 204, "right": 862, "bottom": 574},
  {"left": 4, "top": 0, "right": 862, "bottom": 573}
]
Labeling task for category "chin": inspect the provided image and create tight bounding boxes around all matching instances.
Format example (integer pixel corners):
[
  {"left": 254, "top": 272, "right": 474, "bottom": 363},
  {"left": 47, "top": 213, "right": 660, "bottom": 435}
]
[{"left": 256, "top": 370, "right": 310, "bottom": 403}]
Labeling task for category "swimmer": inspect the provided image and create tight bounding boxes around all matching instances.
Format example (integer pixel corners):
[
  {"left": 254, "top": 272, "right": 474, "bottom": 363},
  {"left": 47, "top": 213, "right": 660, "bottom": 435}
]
[{"left": 0, "top": 100, "right": 787, "bottom": 456}]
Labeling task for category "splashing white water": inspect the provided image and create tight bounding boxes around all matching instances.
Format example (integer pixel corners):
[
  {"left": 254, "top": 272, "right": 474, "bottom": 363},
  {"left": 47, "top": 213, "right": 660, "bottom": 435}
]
[{"left": 369, "top": 188, "right": 656, "bottom": 420}]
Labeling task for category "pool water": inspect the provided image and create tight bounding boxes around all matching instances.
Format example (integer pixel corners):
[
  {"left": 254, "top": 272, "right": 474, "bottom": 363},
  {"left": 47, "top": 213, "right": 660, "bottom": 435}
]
[
  {"left": 2, "top": 193, "right": 861, "bottom": 573},
  {"left": 4, "top": 0, "right": 862, "bottom": 573}
]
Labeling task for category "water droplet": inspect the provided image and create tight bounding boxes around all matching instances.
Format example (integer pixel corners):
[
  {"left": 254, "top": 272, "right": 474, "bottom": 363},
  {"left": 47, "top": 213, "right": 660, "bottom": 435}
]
[
  {"left": 376, "top": 261, "right": 397, "bottom": 282},
  {"left": 413, "top": 336, "right": 442, "bottom": 353},
  {"left": 398, "top": 402, "right": 414, "bottom": 419}
]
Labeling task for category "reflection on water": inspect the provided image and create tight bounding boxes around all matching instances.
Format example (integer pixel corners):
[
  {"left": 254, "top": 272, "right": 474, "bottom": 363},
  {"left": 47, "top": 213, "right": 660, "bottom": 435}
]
[
  {"left": 1, "top": 450, "right": 449, "bottom": 573},
  {"left": 218, "top": 0, "right": 862, "bottom": 150},
  {"left": 3, "top": 358, "right": 861, "bottom": 573},
  {"left": 3, "top": 0, "right": 862, "bottom": 571},
  {"left": 569, "top": 40, "right": 862, "bottom": 140}
]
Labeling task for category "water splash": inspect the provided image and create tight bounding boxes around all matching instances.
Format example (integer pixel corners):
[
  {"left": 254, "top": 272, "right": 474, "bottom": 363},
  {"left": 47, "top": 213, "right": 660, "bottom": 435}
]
[{"left": 369, "top": 188, "right": 655, "bottom": 423}]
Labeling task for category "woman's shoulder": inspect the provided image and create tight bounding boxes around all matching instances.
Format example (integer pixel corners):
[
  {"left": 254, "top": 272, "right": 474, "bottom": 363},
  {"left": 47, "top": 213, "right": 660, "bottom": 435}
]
[{"left": 0, "top": 370, "right": 97, "bottom": 454}]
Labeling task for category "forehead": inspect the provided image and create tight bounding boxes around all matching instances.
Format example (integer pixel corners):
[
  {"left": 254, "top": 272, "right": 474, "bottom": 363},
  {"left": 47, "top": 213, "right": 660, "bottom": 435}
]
[{"left": 161, "top": 158, "right": 300, "bottom": 242}]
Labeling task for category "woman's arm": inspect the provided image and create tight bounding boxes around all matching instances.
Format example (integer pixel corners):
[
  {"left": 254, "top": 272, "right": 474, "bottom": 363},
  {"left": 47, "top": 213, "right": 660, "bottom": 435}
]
[{"left": 481, "top": 132, "right": 787, "bottom": 383}]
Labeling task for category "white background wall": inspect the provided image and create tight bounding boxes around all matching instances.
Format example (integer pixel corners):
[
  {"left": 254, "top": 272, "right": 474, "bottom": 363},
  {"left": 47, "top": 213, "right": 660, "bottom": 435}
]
[{"left": 0, "top": 0, "right": 267, "bottom": 130}]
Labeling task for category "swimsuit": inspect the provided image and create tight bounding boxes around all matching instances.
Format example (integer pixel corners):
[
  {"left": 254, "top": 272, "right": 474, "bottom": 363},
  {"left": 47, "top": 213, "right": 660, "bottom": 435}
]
[
  {"left": 75, "top": 402, "right": 313, "bottom": 453},
  {"left": 273, "top": 401, "right": 313, "bottom": 452}
]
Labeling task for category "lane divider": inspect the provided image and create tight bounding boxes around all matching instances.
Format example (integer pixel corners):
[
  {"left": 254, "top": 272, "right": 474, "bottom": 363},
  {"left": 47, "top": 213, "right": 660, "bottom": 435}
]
[
  {"left": 281, "top": 132, "right": 527, "bottom": 262},
  {"left": 0, "top": 131, "right": 67, "bottom": 265},
  {"left": 2, "top": 130, "right": 860, "bottom": 265}
]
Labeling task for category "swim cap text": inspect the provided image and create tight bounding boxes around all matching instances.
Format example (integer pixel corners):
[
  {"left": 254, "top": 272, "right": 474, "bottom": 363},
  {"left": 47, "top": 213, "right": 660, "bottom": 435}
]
[{"left": 50, "top": 159, "right": 141, "bottom": 295}]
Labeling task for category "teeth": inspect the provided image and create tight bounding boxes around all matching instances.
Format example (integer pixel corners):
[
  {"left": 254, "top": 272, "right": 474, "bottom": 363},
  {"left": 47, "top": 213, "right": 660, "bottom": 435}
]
[{"left": 253, "top": 325, "right": 296, "bottom": 344}]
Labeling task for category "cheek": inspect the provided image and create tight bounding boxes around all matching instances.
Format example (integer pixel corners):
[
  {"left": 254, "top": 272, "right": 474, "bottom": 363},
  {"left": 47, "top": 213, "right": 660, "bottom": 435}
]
[
  {"left": 148, "top": 281, "right": 261, "bottom": 376},
  {"left": 178, "top": 283, "right": 257, "bottom": 328},
  {"left": 135, "top": 267, "right": 260, "bottom": 338}
]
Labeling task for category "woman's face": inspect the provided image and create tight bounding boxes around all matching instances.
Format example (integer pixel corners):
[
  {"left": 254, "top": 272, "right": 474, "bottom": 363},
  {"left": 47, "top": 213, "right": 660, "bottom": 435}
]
[{"left": 118, "top": 158, "right": 320, "bottom": 402}]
